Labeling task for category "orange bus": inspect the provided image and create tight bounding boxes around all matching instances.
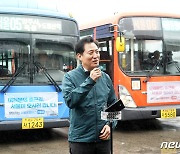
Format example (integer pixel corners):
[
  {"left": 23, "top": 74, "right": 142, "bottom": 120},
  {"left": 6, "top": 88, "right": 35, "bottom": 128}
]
[{"left": 80, "top": 11, "right": 180, "bottom": 120}]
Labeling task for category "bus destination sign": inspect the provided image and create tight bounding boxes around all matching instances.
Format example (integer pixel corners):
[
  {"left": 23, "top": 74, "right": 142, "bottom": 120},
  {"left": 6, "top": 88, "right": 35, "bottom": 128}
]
[
  {"left": 0, "top": 14, "right": 62, "bottom": 34},
  {"left": 132, "top": 17, "right": 161, "bottom": 31}
]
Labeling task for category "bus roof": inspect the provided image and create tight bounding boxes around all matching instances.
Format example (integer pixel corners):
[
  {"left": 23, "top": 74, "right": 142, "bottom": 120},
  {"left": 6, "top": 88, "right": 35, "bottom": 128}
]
[
  {"left": 80, "top": 10, "right": 180, "bottom": 30},
  {"left": 0, "top": 0, "right": 76, "bottom": 22}
]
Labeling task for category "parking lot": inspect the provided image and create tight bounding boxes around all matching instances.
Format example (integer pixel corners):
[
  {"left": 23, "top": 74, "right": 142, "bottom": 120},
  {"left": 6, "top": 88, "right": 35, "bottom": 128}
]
[{"left": 0, "top": 118, "right": 180, "bottom": 154}]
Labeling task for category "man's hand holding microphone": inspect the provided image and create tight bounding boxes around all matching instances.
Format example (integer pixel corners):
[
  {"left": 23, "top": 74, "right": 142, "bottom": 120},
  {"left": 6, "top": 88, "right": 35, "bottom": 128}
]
[{"left": 90, "top": 67, "right": 102, "bottom": 81}]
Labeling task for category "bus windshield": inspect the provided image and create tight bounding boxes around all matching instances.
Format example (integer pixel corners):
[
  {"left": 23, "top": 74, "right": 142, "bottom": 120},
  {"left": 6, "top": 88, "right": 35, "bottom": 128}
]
[
  {"left": 33, "top": 35, "right": 76, "bottom": 84},
  {"left": 0, "top": 14, "right": 78, "bottom": 85},
  {"left": 118, "top": 17, "right": 180, "bottom": 76}
]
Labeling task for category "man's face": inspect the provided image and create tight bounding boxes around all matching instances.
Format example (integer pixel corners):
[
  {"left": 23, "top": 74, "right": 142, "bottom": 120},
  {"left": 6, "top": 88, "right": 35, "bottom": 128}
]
[
  {"left": 77, "top": 42, "right": 100, "bottom": 71},
  {"left": 154, "top": 52, "right": 160, "bottom": 60}
]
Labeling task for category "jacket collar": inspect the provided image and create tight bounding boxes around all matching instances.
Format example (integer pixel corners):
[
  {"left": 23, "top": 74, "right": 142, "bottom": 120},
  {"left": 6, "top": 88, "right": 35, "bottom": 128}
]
[{"left": 78, "top": 65, "right": 90, "bottom": 76}]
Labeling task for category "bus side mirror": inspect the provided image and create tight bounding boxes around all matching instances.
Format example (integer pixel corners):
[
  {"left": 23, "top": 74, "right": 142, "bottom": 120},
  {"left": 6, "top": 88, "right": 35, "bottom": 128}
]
[{"left": 116, "top": 36, "right": 125, "bottom": 52}]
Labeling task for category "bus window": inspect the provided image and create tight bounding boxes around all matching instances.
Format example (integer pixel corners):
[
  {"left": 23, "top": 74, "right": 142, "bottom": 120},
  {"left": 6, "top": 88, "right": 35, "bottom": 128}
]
[
  {"left": 118, "top": 17, "right": 180, "bottom": 76},
  {"left": 0, "top": 40, "right": 30, "bottom": 83},
  {"left": 118, "top": 38, "right": 163, "bottom": 74},
  {"left": 98, "top": 40, "right": 113, "bottom": 78},
  {"left": 162, "top": 18, "right": 180, "bottom": 74},
  {"left": 33, "top": 37, "right": 77, "bottom": 84}
]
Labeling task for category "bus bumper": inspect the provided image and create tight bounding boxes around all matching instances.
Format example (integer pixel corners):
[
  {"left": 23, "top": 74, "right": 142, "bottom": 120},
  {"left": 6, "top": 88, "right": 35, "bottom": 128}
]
[
  {"left": 0, "top": 118, "right": 70, "bottom": 131},
  {"left": 121, "top": 105, "right": 180, "bottom": 121}
]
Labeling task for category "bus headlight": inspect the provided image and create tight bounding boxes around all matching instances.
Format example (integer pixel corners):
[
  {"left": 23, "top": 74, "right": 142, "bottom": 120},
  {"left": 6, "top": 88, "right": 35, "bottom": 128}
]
[{"left": 118, "top": 85, "right": 137, "bottom": 108}]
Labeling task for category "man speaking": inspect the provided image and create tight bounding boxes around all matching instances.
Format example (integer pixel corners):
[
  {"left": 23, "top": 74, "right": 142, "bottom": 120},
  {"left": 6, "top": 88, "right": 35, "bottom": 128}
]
[{"left": 62, "top": 36, "right": 117, "bottom": 154}]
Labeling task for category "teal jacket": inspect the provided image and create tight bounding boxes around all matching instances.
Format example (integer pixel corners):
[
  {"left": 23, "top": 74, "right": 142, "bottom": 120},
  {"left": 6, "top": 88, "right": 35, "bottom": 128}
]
[{"left": 62, "top": 65, "right": 117, "bottom": 142}]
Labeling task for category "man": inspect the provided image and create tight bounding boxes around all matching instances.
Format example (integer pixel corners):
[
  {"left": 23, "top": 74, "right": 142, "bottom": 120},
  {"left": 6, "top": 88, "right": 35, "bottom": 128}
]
[
  {"left": 62, "top": 36, "right": 117, "bottom": 154},
  {"left": 148, "top": 50, "right": 160, "bottom": 65},
  {"left": 152, "top": 50, "right": 160, "bottom": 64}
]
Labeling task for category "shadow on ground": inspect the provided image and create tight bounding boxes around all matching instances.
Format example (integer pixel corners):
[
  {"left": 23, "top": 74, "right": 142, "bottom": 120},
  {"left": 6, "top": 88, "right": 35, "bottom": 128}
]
[
  {"left": 0, "top": 128, "right": 66, "bottom": 144},
  {"left": 115, "top": 119, "right": 164, "bottom": 132}
]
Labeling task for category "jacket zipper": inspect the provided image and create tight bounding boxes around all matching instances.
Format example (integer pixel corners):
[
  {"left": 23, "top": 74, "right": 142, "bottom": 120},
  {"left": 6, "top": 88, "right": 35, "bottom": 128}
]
[{"left": 94, "top": 86, "right": 98, "bottom": 142}]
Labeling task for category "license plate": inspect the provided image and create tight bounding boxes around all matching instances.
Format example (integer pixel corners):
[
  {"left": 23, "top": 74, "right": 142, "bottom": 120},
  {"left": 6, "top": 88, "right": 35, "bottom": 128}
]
[
  {"left": 161, "top": 109, "right": 176, "bottom": 118},
  {"left": 22, "top": 117, "right": 44, "bottom": 129}
]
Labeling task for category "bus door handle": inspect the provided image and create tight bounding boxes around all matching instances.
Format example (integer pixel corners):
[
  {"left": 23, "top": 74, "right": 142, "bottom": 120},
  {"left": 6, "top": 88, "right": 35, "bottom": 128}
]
[{"left": 141, "top": 91, "right": 147, "bottom": 94}]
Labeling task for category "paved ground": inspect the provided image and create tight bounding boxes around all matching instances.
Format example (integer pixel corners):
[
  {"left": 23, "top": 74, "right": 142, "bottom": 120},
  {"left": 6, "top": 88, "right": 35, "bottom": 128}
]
[{"left": 0, "top": 118, "right": 180, "bottom": 154}]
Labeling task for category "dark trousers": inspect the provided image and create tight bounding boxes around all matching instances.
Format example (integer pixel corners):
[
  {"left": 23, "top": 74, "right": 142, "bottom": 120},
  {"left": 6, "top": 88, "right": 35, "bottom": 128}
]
[{"left": 69, "top": 140, "right": 110, "bottom": 154}]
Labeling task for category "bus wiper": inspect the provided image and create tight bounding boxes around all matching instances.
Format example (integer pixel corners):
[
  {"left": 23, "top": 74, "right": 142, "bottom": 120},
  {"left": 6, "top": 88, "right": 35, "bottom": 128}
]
[
  {"left": 0, "top": 62, "right": 28, "bottom": 93},
  {"left": 168, "top": 61, "right": 180, "bottom": 72},
  {"left": 34, "top": 62, "right": 62, "bottom": 92},
  {"left": 143, "top": 58, "right": 162, "bottom": 83}
]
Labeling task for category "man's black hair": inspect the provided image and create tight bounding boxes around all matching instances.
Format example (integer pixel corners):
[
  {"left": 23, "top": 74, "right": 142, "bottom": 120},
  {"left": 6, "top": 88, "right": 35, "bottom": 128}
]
[{"left": 75, "top": 36, "right": 99, "bottom": 55}]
